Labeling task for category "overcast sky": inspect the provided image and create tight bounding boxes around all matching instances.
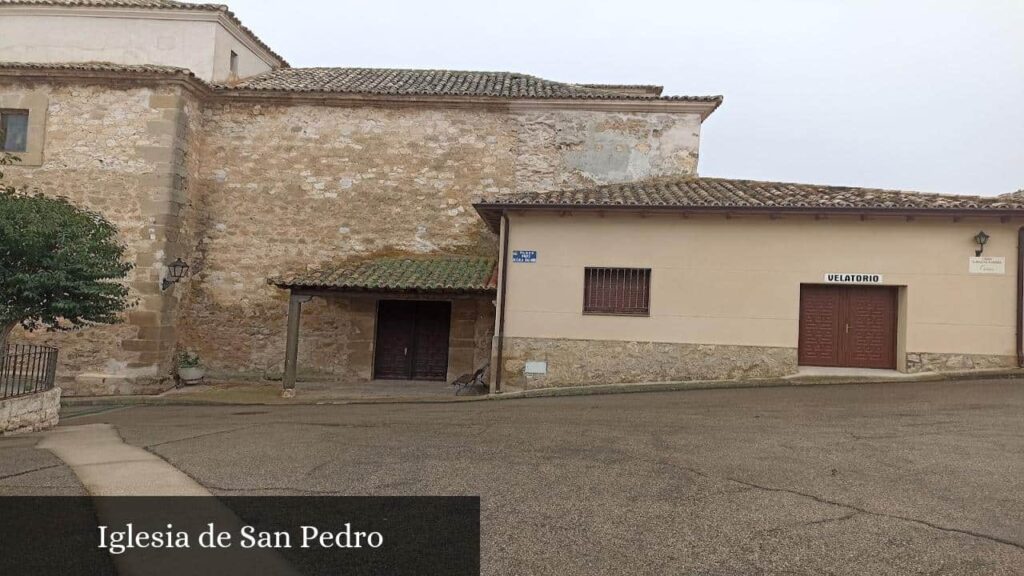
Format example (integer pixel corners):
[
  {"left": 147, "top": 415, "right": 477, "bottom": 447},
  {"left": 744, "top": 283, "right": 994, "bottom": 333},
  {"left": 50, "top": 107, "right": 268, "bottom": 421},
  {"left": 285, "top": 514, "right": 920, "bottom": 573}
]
[{"left": 227, "top": 0, "right": 1023, "bottom": 196}]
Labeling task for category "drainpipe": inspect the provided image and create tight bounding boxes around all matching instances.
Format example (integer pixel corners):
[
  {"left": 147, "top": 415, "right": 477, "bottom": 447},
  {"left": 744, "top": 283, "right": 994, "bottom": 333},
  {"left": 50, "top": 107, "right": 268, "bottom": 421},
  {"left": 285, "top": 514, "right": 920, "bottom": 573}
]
[
  {"left": 494, "top": 212, "right": 511, "bottom": 392},
  {"left": 1017, "top": 227, "right": 1024, "bottom": 367}
]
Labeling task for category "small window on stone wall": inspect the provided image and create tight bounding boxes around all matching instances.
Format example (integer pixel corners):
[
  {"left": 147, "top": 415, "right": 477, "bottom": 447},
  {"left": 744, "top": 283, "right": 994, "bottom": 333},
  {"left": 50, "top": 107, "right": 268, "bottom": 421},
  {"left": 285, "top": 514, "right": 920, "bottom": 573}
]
[
  {"left": 230, "top": 51, "right": 239, "bottom": 76},
  {"left": 0, "top": 110, "right": 28, "bottom": 152},
  {"left": 583, "top": 267, "right": 651, "bottom": 316}
]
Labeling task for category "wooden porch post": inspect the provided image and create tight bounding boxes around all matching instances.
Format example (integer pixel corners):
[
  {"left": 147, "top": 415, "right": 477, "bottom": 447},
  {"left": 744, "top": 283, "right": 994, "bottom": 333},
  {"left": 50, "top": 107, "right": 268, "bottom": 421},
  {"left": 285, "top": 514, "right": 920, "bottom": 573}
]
[{"left": 282, "top": 293, "right": 312, "bottom": 397}]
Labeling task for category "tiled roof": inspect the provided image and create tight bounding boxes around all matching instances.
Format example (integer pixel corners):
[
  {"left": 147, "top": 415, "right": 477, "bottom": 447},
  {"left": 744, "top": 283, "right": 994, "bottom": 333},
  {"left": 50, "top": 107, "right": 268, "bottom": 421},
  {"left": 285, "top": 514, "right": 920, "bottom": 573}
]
[
  {"left": 0, "top": 61, "right": 196, "bottom": 75},
  {"left": 0, "top": 0, "right": 202, "bottom": 5},
  {"left": 0, "top": 0, "right": 288, "bottom": 66},
  {"left": 221, "top": 67, "right": 721, "bottom": 102},
  {"left": 271, "top": 256, "right": 498, "bottom": 293},
  {"left": 474, "top": 176, "right": 1024, "bottom": 229},
  {"left": 579, "top": 84, "right": 664, "bottom": 97},
  {"left": 0, "top": 62, "right": 720, "bottom": 112}
]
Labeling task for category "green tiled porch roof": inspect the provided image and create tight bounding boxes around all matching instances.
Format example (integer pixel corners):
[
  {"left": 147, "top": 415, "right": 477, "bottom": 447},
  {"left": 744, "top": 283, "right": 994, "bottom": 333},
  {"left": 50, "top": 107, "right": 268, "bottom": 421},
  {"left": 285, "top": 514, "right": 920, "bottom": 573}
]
[{"left": 271, "top": 256, "right": 498, "bottom": 294}]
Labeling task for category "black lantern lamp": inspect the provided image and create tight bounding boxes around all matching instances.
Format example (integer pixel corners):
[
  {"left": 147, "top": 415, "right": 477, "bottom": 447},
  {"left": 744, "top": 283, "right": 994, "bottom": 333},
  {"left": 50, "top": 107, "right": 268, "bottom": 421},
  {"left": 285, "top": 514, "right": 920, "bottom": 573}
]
[
  {"left": 974, "top": 230, "right": 990, "bottom": 257},
  {"left": 161, "top": 258, "right": 190, "bottom": 290}
]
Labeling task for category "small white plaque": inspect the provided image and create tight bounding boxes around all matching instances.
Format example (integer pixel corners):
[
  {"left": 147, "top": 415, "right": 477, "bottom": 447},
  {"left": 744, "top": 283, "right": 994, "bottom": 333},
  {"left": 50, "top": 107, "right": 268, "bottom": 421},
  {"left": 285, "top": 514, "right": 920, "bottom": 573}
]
[
  {"left": 824, "top": 273, "right": 883, "bottom": 284},
  {"left": 969, "top": 257, "right": 1005, "bottom": 275},
  {"left": 524, "top": 361, "right": 547, "bottom": 375}
]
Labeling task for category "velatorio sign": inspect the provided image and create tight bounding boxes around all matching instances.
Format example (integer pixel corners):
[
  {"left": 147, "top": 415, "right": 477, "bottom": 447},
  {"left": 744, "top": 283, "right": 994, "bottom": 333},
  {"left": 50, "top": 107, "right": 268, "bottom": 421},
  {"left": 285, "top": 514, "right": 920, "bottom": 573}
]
[{"left": 824, "top": 273, "right": 883, "bottom": 284}]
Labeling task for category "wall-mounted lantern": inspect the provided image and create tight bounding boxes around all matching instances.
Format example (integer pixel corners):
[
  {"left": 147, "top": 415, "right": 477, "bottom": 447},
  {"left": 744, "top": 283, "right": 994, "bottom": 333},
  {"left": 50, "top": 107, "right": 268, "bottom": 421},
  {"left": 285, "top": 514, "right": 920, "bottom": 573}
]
[
  {"left": 974, "top": 230, "right": 990, "bottom": 257},
  {"left": 161, "top": 258, "right": 190, "bottom": 291}
]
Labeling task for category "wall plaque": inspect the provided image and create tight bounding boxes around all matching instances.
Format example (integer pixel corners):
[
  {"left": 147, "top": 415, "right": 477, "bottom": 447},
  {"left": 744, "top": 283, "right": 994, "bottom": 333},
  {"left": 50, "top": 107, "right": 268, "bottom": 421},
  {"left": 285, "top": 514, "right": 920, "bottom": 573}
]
[{"left": 969, "top": 257, "right": 1004, "bottom": 275}]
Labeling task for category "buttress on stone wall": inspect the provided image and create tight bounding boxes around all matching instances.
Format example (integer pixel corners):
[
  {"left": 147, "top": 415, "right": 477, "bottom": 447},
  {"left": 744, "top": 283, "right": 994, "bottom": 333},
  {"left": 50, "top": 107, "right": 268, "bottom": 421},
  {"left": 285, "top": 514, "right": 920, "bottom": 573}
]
[{"left": 3, "top": 80, "right": 202, "bottom": 395}]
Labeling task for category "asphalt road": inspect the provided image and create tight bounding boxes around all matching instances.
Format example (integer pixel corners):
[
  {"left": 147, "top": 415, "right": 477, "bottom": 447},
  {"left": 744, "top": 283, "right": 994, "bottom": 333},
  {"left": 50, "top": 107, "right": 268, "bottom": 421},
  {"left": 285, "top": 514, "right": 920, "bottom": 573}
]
[{"left": 4, "top": 379, "right": 1024, "bottom": 574}]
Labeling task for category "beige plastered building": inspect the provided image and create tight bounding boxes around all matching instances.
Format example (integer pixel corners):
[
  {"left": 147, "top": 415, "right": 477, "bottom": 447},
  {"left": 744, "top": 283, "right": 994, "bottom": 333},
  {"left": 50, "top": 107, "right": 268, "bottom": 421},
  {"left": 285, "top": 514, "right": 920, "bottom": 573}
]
[{"left": 1, "top": 0, "right": 1022, "bottom": 396}]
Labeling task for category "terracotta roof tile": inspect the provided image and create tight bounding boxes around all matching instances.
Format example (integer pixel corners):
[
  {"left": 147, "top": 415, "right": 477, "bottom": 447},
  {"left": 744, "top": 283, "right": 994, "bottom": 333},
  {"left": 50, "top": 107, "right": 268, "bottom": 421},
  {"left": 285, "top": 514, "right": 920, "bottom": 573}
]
[
  {"left": 579, "top": 83, "right": 664, "bottom": 97},
  {"left": 271, "top": 256, "right": 498, "bottom": 293},
  {"left": 221, "top": 67, "right": 720, "bottom": 102},
  {"left": 0, "top": 0, "right": 288, "bottom": 66},
  {"left": 0, "top": 0, "right": 205, "bottom": 5},
  {"left": 474, "top": 176, "right": 1024, "bottom": 229},
  {"left": 0, "top": 61, "right": 197, "bottom": 75}
]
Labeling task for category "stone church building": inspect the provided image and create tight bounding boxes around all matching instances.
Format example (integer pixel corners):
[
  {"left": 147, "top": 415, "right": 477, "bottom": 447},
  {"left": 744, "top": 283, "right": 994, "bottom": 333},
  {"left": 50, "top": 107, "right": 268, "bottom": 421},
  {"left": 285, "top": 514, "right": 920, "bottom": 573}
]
[{"left": 2, "top": 0, "right": 1022, "bottom": 396}]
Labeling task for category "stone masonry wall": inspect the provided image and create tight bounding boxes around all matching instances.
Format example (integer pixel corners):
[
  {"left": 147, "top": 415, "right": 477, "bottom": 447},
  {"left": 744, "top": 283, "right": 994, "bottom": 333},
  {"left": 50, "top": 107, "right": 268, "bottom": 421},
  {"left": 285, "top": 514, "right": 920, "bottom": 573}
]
[
  {"left": 500, "top": 337, "right": 797, "bottom": 390},
  {"left": 1, "top": 81, "right": 200, "bottom": 395},
  {"left": 450, "top": 299, "right": 496, "bottom": 381},
  {"left": 0, "top": 388, "right": 61, "bottom": 435},
  {"left": 181, "top": 103, "right": 697, "bottom": 380},
  {"left": 905, "top": 352, "right": 1018, "bottom": 373}
]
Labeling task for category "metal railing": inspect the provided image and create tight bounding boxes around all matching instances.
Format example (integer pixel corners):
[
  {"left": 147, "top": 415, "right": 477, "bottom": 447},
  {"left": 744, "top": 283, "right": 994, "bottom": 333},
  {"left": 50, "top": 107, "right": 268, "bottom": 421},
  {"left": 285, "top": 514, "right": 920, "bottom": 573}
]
[{"left": 1, "top": 343, "right": 58, "bottom": 400}]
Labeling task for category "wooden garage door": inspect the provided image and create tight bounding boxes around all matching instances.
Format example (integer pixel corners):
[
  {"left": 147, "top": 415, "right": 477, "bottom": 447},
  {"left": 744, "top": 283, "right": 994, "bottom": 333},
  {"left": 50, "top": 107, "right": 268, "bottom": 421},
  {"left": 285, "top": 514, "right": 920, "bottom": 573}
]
[
  {"left": 798, "top": 285, "right": 897, "bottom": 369},
  {"left": 373, "top": 300, "right": 451, "bottom": 381}
]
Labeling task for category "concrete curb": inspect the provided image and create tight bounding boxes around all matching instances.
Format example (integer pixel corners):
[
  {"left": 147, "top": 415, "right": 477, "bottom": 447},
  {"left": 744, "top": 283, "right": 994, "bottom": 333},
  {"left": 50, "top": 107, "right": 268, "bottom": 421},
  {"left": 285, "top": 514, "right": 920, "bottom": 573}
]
[
  {"left": 60, "top": 368, "right": 1024, "bottom": 407},
  {"left": 60, "top": 392, "right": 492, "bottom": 408},
  {"left": 493, "top": 368, "right": 1024, "bottom": 400}
]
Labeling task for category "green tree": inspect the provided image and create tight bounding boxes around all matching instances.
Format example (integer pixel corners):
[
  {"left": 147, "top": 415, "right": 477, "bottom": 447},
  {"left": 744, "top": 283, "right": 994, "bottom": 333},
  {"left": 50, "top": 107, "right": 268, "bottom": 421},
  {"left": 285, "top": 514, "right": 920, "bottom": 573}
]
[{"left": 0, "top": 152, "right": 133, "bottom": 347}]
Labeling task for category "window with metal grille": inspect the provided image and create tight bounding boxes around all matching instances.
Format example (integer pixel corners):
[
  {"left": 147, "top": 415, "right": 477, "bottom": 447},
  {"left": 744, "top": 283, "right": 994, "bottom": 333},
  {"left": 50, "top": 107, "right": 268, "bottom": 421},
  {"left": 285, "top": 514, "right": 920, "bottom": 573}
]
[{"left": 583, "top": 267, "right": 651, "bottom": 316}]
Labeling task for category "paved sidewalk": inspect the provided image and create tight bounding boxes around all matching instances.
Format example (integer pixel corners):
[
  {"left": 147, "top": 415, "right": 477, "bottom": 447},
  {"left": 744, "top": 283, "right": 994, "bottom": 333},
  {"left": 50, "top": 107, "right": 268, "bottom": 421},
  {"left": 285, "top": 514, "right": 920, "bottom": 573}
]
[
  {"left": 38, "top": 423, "right": 209, "bottom": 496},
  {"left": 62, "top": 378, "right": 489, "bottom": 406},
  {"left": 59, "top": 368, "right": 1024, "bottom": 407},
  {"left": 34, "top": 424, "right": 299, "bottom": 575}
]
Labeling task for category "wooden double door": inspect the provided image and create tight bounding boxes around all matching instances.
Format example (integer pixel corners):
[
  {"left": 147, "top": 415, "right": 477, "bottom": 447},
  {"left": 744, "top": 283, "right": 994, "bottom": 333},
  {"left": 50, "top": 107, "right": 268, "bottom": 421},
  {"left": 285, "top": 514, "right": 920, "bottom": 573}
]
[
  {"left": 798, "top": 285, "right": 898, "bottom": 369},
  {"left": 373, "top": 300, "right": 451, "bottom": 381}
]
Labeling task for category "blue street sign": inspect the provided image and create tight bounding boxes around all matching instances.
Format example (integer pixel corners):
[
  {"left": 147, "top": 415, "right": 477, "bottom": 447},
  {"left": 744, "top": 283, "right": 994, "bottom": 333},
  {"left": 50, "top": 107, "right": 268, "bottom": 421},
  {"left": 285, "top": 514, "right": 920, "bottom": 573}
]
[{"left": 512, "top": 250, "right": 537, "bottom": 263}]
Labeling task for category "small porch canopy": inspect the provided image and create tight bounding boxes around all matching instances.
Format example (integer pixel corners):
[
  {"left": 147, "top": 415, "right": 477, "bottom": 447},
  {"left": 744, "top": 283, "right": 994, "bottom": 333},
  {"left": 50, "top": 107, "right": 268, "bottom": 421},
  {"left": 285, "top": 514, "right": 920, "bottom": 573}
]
[{"left": 269, "top": 255, "right": 498, "bottom": 394}]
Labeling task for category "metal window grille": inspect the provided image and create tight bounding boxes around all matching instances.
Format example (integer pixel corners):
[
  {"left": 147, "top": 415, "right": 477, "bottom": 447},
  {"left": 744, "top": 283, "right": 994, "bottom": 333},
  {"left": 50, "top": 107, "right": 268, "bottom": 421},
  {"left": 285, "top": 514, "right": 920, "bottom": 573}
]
[
  {"left": 0, "top": 343, "right": 58, "bottom": 400},
  {"left": 583, "top": 267, "right": 651, "bottom": 316}
]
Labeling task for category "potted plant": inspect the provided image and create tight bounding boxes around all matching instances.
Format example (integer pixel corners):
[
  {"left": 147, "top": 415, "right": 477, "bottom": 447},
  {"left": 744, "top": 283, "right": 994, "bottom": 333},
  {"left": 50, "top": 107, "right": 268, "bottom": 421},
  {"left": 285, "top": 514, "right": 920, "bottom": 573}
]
[{"left": 176, "top": 350, "right": 205, "bottom": 385}]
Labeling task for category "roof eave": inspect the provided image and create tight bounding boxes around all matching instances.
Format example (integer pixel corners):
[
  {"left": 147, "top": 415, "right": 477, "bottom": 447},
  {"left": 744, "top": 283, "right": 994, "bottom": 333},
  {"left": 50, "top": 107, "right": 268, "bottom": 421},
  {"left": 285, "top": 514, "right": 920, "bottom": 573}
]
[
  {"left": 472, "top": 203, "right": 1024, "bottom": 232},
  {"left": 0, "top": 63, "right": 213, "bottom": 95},
  {"left": 0, "top": 63, "right": 719, "bottom": 116},
  {"left": 214, "top": 89, "right": 723, "bottom": 116},
  {"left": 271, "top": 284, "right": 496, "bottom": 295}
]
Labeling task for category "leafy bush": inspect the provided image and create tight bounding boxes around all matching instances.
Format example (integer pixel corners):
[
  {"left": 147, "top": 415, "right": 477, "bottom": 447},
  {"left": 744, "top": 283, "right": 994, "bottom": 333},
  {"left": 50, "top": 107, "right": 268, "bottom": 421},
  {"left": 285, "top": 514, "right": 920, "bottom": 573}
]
[
  {"left": 176, "top": 350, "right": 201, "bottom": 369},
  {"left": 0, "top": 152, "right": 133, "bottom": 345}
]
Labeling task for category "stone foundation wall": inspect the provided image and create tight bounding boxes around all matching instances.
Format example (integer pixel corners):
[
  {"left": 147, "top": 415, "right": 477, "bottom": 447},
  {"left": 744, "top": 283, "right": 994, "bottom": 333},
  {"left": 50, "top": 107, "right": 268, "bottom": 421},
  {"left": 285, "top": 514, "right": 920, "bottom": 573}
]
[
  {"left": 498, "top": 337, "right": 797, "bottom": 390},
  {"left": 905, "top": 352, "right": 1018, "bottom": 373},
  {"left": 0, "top": 388, "right": 61, "bottom": 435}
]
